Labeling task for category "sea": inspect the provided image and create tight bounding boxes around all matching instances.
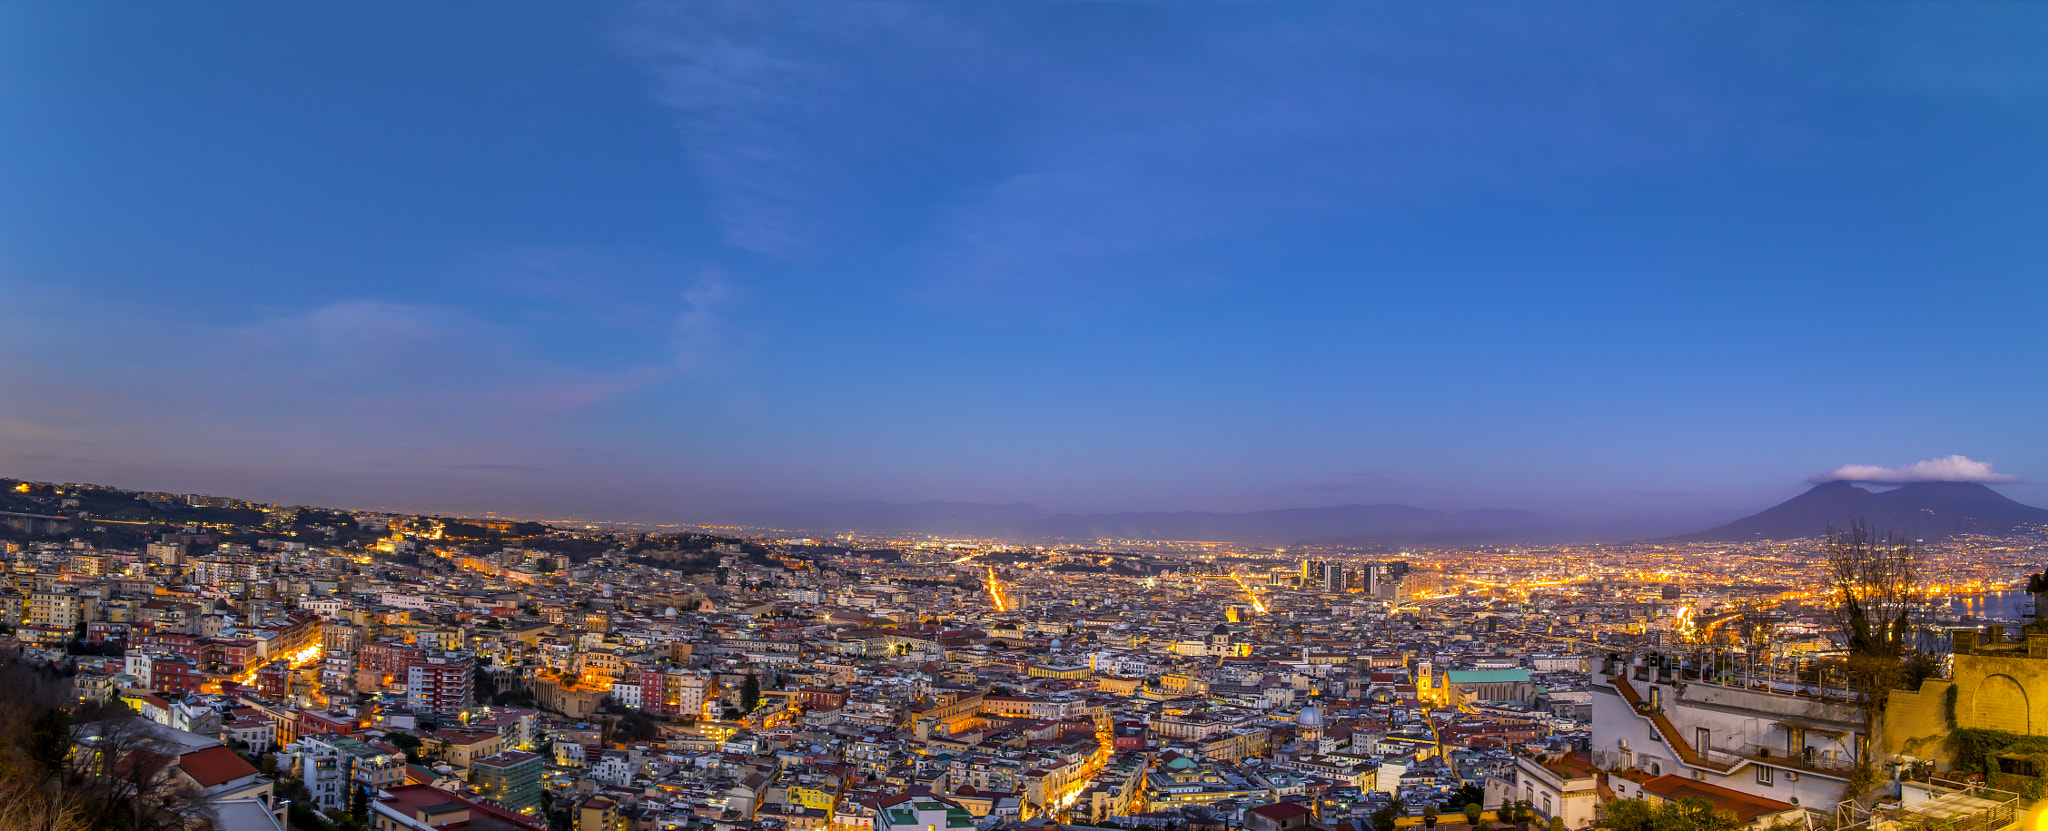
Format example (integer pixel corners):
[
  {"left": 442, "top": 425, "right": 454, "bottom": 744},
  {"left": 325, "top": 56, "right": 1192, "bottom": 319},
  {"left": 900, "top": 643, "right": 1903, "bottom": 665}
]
[{"left": 1925, "top": 590, "right": 2032, "bottom": 622}]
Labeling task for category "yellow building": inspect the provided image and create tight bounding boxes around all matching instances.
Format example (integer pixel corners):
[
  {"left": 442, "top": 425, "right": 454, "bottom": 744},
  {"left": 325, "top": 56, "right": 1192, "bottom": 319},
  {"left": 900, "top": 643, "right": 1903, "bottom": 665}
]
[
  {"left": 788, "top": 784, "right": 840, "bottom": 815},
  {"left": 577, "top": 795, "right": 625, "bottom": 831},
  {"left": 1200, "top": 727, "right": 1271, "bottom": 763},
  {"left": 28, "top": 590, "right": 83, "bottom": 630},
  {"left": 1887, "top": 630, "right": 2048, "bottom": 768}
]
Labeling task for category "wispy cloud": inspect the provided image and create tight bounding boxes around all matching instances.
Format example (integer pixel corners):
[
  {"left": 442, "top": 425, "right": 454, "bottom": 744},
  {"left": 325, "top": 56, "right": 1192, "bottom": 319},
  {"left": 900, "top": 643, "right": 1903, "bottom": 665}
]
[
  {"left": 614, "top": 3, "right": 968, "bottom": 255},
  {"left": 1812, "top": 455, "right": 2021, "bottom": 484},
  {"left": 0, "top": 294, "right": 670, "bottom": 481},
  {"left": 614, "top": 3, "right": 2046, "bottom": 319},
  {"left": 672, "top": 272, "right": 740, "bottom": 373}
]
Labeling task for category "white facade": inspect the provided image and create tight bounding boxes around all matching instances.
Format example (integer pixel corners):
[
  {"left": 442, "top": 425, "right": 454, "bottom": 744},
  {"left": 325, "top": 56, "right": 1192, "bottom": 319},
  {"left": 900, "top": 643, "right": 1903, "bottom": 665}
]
[
  {"left": 299, "top": 598, "right": 344, "bottom": 618},
  {"left": 1483, "top": 755, "right": 1597, "bottom": 830},
  {"left": 123, "top": 653, "right": 155, "bottom": 688},
  {"left": 378, "top": 592, "right": 431, "bottom": 611},
  {"left": 295, "top": 738, "right": 350, "bottom": 812},
  {"left": 1591, "top": 659, "right": 1855, "bottom": 813},
  {"left": 591, "top": 751, "right": 636, "bottom": 787},
  {"left": 1531, "top": 654, "right": 1591, "bottom": 673}
]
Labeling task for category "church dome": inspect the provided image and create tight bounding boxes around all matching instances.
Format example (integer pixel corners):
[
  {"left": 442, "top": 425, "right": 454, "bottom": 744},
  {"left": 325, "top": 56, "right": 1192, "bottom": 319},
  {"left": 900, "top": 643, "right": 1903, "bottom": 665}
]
[{"left": 1296, "top": 701, "right": 1324, "bottom": 728}]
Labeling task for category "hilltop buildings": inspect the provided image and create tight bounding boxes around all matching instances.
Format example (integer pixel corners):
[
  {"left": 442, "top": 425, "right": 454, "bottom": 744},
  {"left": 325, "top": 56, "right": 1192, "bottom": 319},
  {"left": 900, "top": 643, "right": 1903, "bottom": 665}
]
[{"left": 4, "top": 477, "right": 2045, "bottom": 830}]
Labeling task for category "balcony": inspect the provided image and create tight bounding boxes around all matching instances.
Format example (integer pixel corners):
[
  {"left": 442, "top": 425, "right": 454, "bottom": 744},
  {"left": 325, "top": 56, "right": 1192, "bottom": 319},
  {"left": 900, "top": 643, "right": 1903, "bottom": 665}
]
[{"left": 1699, "top": 743, "right": 1854, "bottom": 778}]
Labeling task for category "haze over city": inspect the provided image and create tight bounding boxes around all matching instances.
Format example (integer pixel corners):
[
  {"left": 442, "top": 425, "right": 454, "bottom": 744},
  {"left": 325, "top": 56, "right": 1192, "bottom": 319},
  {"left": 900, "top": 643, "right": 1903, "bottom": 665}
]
[
  {"left": 10, "top": 6, "right": 2048, "bottom": 831},
  {"left": 3, "top": 2, "right": 2044, "bottom": 534}
]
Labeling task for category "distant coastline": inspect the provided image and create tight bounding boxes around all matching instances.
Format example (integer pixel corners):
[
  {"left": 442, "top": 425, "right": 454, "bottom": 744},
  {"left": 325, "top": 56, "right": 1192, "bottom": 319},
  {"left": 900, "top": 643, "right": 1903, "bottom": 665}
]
[{"left": 1927, "top": 589, "right": 2031, "bottom": 621}]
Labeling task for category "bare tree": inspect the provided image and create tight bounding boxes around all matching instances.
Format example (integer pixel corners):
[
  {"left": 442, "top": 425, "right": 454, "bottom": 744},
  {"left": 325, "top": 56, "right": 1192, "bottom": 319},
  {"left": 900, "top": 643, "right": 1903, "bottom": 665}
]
[
  {"left": 60, "top": 716, "right": 217, "bottom": 831},
  {"left": 1822, "top": 521, "right": 1922, "bottom": 804},
  {"left": 1825, "top": 521, "right": 1919, "bottom": 660},
  {"left": 0, "top": 782, "right": 86, "bottom": 831}
]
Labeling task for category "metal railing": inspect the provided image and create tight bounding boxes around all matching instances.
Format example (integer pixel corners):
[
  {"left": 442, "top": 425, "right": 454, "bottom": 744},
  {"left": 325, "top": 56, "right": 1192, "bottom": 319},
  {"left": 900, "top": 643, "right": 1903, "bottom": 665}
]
[
  {"left": 1835, "top": 778, "right": 2020, "bottom": 831},
  {"left": 1699, "top": 743, "right": 1856, "bottom": 775}
]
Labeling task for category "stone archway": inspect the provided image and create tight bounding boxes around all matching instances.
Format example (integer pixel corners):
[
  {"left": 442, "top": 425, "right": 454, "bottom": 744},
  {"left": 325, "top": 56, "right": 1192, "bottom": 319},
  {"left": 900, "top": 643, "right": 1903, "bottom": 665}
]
[{"left": 1974, "top": 674, "right": 2030, "bottom": 734}]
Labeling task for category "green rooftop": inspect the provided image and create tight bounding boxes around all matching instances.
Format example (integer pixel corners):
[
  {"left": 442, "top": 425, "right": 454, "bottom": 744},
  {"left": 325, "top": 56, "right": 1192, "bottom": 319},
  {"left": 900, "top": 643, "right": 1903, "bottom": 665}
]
[{"left": 1444, "top": 669, "right": 1531, "bottom": 683}]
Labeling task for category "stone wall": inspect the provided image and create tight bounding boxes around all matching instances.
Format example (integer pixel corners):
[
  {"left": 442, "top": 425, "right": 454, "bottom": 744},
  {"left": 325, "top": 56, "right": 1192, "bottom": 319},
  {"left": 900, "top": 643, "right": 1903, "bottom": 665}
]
[
  {"left": 1883, "top": 678, "right": 1954, "bottom": 765},
  {"left": 1886, "top": 647, "right": 2048, "bottom": 769}
]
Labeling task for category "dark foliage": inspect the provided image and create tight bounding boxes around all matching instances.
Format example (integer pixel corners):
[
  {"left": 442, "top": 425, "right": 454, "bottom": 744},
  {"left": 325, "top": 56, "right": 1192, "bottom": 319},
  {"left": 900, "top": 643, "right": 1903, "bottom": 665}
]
[{"left": 609, "top": 710, "right": 664, "bottom": 744}]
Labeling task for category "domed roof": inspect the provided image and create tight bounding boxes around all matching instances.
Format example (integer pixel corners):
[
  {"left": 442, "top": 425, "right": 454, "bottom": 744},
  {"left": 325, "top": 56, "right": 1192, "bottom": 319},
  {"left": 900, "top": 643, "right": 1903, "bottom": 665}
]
[{"left": 1296, "top": 701, "right": 1324, "bottom": 728}]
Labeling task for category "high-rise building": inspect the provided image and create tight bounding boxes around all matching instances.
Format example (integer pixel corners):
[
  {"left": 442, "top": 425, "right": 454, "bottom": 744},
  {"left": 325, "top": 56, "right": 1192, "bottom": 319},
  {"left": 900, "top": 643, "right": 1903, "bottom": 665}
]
[
  {"left": 1318, "top": 562, "right": 1345, "bottom": 594},
  {"left": 471, "top": 750, "right": 544, "bottom": 816},
  {"left": 406, "top": 652, "right": 475, "bottom": 716},
  {"left": 1365, "top": 564, "right": 1398, "bottom": 598},
  {"left": 28, "top": 590, "right": 83, "bottom": 629}
]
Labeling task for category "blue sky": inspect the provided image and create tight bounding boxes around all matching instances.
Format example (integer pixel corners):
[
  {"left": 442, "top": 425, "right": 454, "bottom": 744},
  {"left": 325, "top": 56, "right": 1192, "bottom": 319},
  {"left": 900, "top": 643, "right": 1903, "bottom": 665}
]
[{"left": 1, "top": 1, "right": 2043, "bottom": 528}]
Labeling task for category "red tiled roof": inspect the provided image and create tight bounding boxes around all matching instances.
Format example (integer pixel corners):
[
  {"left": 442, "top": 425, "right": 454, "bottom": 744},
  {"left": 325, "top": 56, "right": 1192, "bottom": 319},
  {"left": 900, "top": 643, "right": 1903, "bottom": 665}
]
[
  {"left": 1641, "top": 774, "right": 1795, "bottom": 823},
  {"left": 177, "top": 745, "right": 259, "bottom": 788}
]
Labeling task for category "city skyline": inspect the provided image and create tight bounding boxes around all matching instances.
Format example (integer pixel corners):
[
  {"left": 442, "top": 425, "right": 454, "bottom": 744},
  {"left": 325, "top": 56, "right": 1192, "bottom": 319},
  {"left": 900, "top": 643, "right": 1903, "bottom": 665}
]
[{"left": 3, "top": 2, "right": 2044, "bottom": 529}]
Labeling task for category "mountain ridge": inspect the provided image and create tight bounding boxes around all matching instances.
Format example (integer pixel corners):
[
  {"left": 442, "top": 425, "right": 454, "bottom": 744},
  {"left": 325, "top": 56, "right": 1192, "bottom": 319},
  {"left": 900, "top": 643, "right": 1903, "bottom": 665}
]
[
  {"left": 717, "top": 500, "right": 1546, "bottom": 544},
  {"left": 1674, "top": 481, "right": 2048, "bottom": 541}
]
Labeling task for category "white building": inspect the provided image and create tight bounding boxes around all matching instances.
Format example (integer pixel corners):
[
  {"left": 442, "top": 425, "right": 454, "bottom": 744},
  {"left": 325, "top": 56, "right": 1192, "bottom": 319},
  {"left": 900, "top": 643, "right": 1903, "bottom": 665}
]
[
  {"left": 293, "top": 738, "right": 351, "bottom": 812},
  {"left": 1483, "top": 754, "right": 1598, "bottom": 830},
  {"left": 1592, "top": 654, "right": 1848, "bottom": 818},
  {"left": 590, "top": 750, "right": 636, "bottom": 787},
  {"left": 1531, "top": 654, "right": 1591, "bottom": 673},
  {"left": 378, "top": 592, "right": 432, "bottom": 611}
]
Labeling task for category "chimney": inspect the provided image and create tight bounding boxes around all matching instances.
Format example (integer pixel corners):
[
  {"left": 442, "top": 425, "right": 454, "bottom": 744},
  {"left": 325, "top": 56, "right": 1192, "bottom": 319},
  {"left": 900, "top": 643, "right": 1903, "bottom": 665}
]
[
  {"left": 1951, "top": 630, "right": 1974, "bottom": 656},
  {"left": 1987, "top": 624, "right": 2005, "bottom": 645}
]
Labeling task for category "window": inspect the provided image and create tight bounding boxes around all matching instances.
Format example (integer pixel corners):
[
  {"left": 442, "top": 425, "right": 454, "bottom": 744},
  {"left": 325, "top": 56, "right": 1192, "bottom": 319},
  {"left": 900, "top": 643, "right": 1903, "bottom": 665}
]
[{"left": 1756, "top": 765, "right": 1774, "bottom": 785}]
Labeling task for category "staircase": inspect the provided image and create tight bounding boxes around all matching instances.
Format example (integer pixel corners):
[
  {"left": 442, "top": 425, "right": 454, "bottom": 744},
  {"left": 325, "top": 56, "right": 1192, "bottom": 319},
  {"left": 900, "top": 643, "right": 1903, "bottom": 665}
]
[{"left": 1607, "top": 674, "right": 1732, "bottom": 774}]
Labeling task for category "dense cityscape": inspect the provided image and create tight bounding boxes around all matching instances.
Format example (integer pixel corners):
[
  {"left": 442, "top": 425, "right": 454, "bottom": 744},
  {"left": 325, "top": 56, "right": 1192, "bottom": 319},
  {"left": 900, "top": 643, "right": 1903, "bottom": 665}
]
[
  {"left": 3, "top": 477, "right": 2046, "bottom": 831},
  {"left": 6, "top": 3, "right": 2044, "bottom": 830}
]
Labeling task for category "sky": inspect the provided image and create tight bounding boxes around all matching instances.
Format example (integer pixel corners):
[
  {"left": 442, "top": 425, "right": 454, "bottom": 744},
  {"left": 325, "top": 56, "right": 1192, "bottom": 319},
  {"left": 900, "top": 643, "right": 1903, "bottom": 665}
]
[{"left": 1, "top": 1, "right": 2044, "bottom": 530}]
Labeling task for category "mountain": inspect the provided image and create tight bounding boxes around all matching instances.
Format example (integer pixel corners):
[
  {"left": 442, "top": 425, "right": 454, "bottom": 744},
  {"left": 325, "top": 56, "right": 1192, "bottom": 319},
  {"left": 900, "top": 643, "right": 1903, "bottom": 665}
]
[
  {"left": 719, "top": 501, "right": 1055, "bottom": 540},
  {"left": 1676, "top": 481, "right": 2048, "bottom": 541},
  {"left": 718, "top": 501, "right": 1546, "bottom": 544}
]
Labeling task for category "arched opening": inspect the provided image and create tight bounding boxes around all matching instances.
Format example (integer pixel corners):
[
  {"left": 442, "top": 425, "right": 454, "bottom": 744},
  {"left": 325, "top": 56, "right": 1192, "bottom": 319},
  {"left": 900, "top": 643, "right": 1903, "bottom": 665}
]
[{"left": 1975, "top": 674, "right": 2030, "bottom": 734}]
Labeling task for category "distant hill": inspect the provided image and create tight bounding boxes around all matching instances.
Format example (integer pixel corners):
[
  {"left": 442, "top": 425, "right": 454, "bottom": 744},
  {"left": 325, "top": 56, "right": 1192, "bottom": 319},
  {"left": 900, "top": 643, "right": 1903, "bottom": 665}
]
[
  {"left": 1674, "top": 481, "right": 2048, "bottom": 541},
  {"left": 717, "top": 500, "right": 1545, "bottom": 544}
]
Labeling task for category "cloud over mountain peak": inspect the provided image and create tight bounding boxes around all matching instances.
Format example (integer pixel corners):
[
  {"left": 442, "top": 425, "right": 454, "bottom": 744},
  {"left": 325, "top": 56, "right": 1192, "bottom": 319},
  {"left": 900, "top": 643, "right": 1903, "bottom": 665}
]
[{"left": 1811, "top": 455, "right": 2020, "bottom": 484}]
